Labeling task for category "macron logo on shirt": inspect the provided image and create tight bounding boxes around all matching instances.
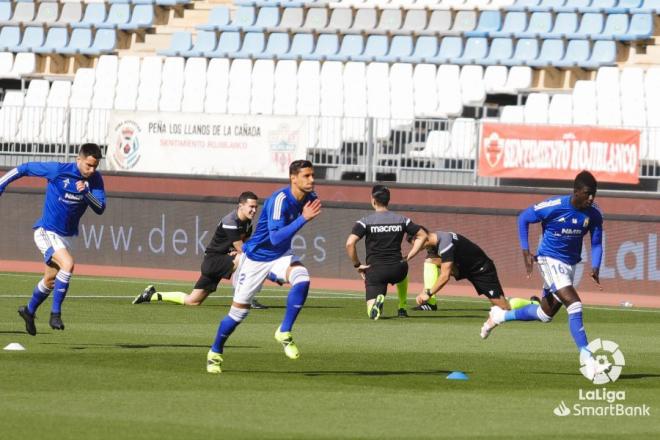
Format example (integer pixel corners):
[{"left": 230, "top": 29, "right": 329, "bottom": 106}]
[{"left": 370, "top": 225, "right": 403, "bottom": 233}]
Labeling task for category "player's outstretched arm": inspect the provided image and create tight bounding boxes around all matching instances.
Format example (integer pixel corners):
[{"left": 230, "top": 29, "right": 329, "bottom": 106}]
[
  {"left": 589, "top": 220, "right": 604, "bottom": 290},
  {"left": 416, "top": 261, "right": 451, "bottom": 304},
  {"left": 405, "top": 227, "right": 427, "bottom": 262},
  {"left": 346, "top": 233, "right": 369, "bottom": 280},
  {"left": 0, "top": 162, "right": 56, "bottom": 196},
  {"left": 518, "top": 206, "right": 540, "bottom": 278}
]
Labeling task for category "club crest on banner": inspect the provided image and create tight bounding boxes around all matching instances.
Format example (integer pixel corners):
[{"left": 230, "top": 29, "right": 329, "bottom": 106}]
[
  {"left": 482, "top": 131, "right": 504, "bottom": 168},
  {"left": 269, "top": 123, "right": 300, "bottom": 174},
  {"left": 109, "top": 120, "right": 141, "bottom": 170}
]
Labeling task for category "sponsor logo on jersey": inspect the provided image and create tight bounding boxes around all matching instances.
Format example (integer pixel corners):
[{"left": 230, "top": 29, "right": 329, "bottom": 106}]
[
  {"left": 63, "top": 192, "right": 83, "bottom": 202},
  {"left": 370, "top": 225, "right": 403, "bottom": 233},
  {"left": 561, "top": 228, "right": 583, "bottom": 235}
]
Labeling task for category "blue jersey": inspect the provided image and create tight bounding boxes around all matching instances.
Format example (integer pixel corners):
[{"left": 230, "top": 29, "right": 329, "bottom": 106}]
[
  {"left": 243, "top": 186, "right": 317, "bottom": 262},
  {"left": 518, "top": 195, "right": 603, "bottom": 267},
  {"left": 0, "top": 162, "right": 106, "bottom": 237}
]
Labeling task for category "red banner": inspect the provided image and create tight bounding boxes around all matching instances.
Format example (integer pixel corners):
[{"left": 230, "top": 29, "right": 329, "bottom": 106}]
[{"left": 479, "top": 123, "right": 640, "bottom": 183}]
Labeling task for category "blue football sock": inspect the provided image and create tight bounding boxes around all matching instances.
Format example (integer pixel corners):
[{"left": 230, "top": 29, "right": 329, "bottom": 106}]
[
  {"left": 211, "top": 316, "right": 241, "bottom": 354},
  {"left": 504, "top": 304, "right": 540, "bottom": 321},
  {"left": 567, "top": 302, "right": 588, "bottom": 351},
  {"left": 280, "top": 281, "right": 310, "bottom": 332},
  {"left": 51, "top": 271, "right": 71, "bottom": 314},
  {"left": 27, "top": 280, "right": 52, "bottom": 315}
]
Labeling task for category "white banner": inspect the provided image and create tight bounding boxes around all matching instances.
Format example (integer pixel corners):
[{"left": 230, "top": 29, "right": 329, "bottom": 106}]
[{"left": 105, "top": 112, "right": 309, "bottom": 178}]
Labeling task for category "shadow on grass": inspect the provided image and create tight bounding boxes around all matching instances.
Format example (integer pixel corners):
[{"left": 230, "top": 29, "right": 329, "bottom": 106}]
[
  {"left": 40, "top": 342, "right": 259, "bottom": 350},
  {"left": 0, "top": 330, "right": 27, "bottom": 334},
  {"left": 618, "top": 373, "right": 660, "bottom": 380},
  {"left": 232, "top": 369, "right": 457, "bottom": 377},
  {"left": 397, "top": 315, "right": 484, "bottom": 320}
]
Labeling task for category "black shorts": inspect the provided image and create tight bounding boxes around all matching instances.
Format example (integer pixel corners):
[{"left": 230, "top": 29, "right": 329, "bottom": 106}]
[
  {"left": 466, "top": 259, "right": 504, "bottom": 299},
  {"left": 364, "top": 261, "right": 408, "bottom": 301},
  {"left": 194, "top": 253, "right": 235, "bottom": 293}
]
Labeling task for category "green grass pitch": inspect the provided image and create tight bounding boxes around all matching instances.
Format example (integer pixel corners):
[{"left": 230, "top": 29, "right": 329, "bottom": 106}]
[{"left": 1, "top": 272, "right": 659, "bottom": 439}]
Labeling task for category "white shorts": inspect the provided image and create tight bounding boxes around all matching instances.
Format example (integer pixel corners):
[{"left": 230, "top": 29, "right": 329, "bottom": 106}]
[
  {"left": 536, "top": 255, "right": 575, "bottom": 295},
  {"left": 231, "top": 253, "right": 300, "bottom": 305},
  {"left": 34, "top": 227, "right": 74, "bottom": 264}
]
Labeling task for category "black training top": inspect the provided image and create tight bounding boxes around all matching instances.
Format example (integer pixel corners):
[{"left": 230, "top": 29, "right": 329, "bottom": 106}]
[
  {"left": 351, "top": 211, "right": 421, "bottom": 265},
  {"left": 205, "top": 210, "right": 253, "bottom": 255},
  {"left": 427, "top": 231, "right": 491, "bottom": 280}
]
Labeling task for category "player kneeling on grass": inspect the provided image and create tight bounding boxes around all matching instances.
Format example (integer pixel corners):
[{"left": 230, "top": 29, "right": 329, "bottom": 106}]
[
  {"left": 414, "top": 228, "right": 536, "bottom": 333},
  {"left": 206, "top": 160, "right": 321, "bottom": 374},
  {"left": 480, "top": 171, "right": 606, "bottom": 380},
  {"left": 0, "top": 143, "right": 106, "bottom": 335},
  {"left": 132, "top": 191, "right": 269, "bottom": 309}
]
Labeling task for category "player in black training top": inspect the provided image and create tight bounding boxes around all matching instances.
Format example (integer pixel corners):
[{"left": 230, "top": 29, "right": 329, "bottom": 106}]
[
  {"left": 414, "top": 228, "right": 536, "bottom": 337},
  {"left": 346, "top": 185, "right": 427, "bottom": 320},
  {"left": 133, "top": 191, "right": 269, "bottom": 309}
]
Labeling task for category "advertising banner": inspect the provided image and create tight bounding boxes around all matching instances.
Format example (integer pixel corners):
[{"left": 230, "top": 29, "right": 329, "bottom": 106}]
[
  {"left": 479, "top": 123, "right": 640, "bottom": 183},
  {"left": 105, "top": 111, "right": 308, "bottom": 178}
]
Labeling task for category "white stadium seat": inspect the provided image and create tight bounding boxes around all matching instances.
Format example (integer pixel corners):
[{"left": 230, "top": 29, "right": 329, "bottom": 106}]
[
  {"left": 227, "top": 59, "right": 252, "bottom": 115},
  {"left": 250, "top": 59, "right": 275, "bottom": 115},
  {"left": 159, "top": 57, "right": 185, "bottom": 112},
  {"left": 205, "top": 58, "right": 230, "bottom": 114},
  {"left": 181, "top": 57, "right": 207, "bottom": 113}
]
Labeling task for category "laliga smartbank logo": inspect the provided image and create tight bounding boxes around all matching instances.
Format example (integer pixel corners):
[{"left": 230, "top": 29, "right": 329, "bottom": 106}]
[{"left": 553, "top": 339, "right": 651, "bottom": 418}]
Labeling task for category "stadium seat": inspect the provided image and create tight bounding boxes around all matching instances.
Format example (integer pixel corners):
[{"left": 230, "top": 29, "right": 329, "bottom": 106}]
[
  {"left": 566, "top": 13, "right": 604, "bottom": 39},
  {"left": 159, "top": 57, "right": 185, "bottom": 112},
  {"left": 489, "top": 12, "right": 527, "bottom": 37},
  {"left": 460, "top": 65, "right": 486, "bottom": 107},
  {"left": 157, "top": 31, "right": 192, "bottom": 57},
  {"left": 400, "top": 35, "right": 438, "bottom": 63},
  {"left": 542, "top": 12, "right": 578, "bottom": 38},
  {"left": 79, "top": 29, "right": 117, "bottom": 55},
  {"left": 481, "top": 37, "right": 513, "bottom": 65},
  {"left": 619, "top": 13, "right": 653, "bottom": 40},
  {"left": 620, "top": 67, "right": 646, "bottom": 127},
  {"left": 397, "top": 9, "right": 428, "bottom": 35},
  {"left": 0, "top": 3, "right": 11, "bottom": 24},
  {"left": 243, "top": 6, "right": 280, "bottom": 32},
  {"left": 452, "top": 37, "right": 488, "bottom": 65},
  {"left": 326, "top": 34, "right": 364, "bottom": 62},
  {"left": 0, "top": 51, "right": 12, "bottom": 77},
  {"left": 447, "top": 118, "right": 476, "bottom": 159},
  {"left": 217, "top": 6, "right": 256, "bottom": 32},
  {"left": 429, "top": 36, "right": 463, "bottom": 63},
  {"left": 354, "top": 35, "right": 389, "bottom": 62},
  {"left": 547, "top": 94, "right": 573, "bottom": 124},
  {"left": 0, "top": 90, "right": 24, "bottom": 142},
  {"left": 17, "top": 79, "right": 49, "bottom": 143},
  {"left": 500, "top": 105, "right": 524, "bottom": 122},
  {"left": 320, "top": 60, "right": 343, "bottom": 117},
  {"left": 507, "top": 38, "right": 539, "bottom": 65},
  {"left": 31, "top": 27, "right": 66, "bottom": 55},
  {"left": 377, "top": 35, "right": 413, "bottom": 63},
  {"left": 516, "top": 12, "right": 553, "bottom": 38},
  {"left": 413, "top": 64, "right": 438, "bottom": 117},
  {"left": 582, "top": 40, "right": 616, "bottom": 68},
  {"left": 300, "top": 7, "right": 326, "bottom": 32},
  {"left": 227, "top": 59, "right": 252, "bottom": 114},
  {"left": 250, "top": 59, "right": 275, "bottom": 114},
  {"left": 273, "top": 59, "right": 297, "bottom": 115},
  {"left": 180, "top": 57, "right": 207, "bottom": 113},
  {"left": 180, "top": 31, "right": 217, "bottom": 58},
  {"left": 33, "top": 2, "right": 60, "bottom": 25},
  {"left": 119, "top": 5, "right": 155, "bottom": 30},
  {"left": 0, "top": 27, "right": 21, "bottom": 52},
  {"left": 302, "top": 33, "right": 339, "bottom": 61},
  {"left": 502, "top": 65, "right": 532, "bottom": 93},
  {"left": 419, "top": 10, "right": 452, "bottom": 36},
  {"left": 450, "top": 10, "right": 478, "bottom": 34},
  {"left": 72, "top": 3, "right": 107, "bottom": 28},
  {"left": 632, "top": 0, "right": 660, "bottom": 12},
  {"left": 593, "top": 13, "right": 629, "bottom": 39},
  {"left": 204, "top": 31, "right": 241, "bottom": 58},
  {"left": 529, "top": 0, "right": 566, "bottom": 11},
  {"left": 572, "top": 80, "right": 597, "bottom": 125},
  {"left": 436, "top": 64, "right": 463, "bottom": 117},
  {"left": 324, "top": 8, "right": 353, "bottom": 34},
  {"left": 232, "top": 32, "right": 268, "bottom": 59},
  {"left": 136, "top": 56, "right": 162, "bottom": 111},
  {"left": 114, "top": 55, "right": 140, "bottom": 110},
  {"left": 342, "top": 61, "right": 367, "bottom": 140},
  {"left": 390, "top": 63, "right": 414, "bottom": 122},
  {"left": 69, "top": 68, "right": 95, "bottom": 144},
  {"left": 582, "top": 0, "right": 617, "bottom": 12},
  {"left": 523, "top": 92, "right": 549, "bottom": 123},
  {"left": 53, "top": 2, "right": 83, "bottom": 28},
  {"left": 279, "top": 32, "right": 314, "bottom": 60},
  {"left": 258, "top": 32, "right": 290, "bottom": 59},
  {"left": 483, "top": 65, "right": 508, "bottom": 93},
  {"left": 204, "top": 58, "right": 230, "bottom": 114},
  {"left": 508, "top": 0, "right": 541, "bottom": 11},
  {"left": 465, "top": 10, "right": 502, "bottom": 37},
  {"left": 373, "top": 8, "right": 403, "bottom": 34},
  {"left": 348, "top": 8, "right": 377, "bottom": 34},
  {"left": 98, "top": 4, "right": 131, "bottom": 29},
  {"left": 554, "top": 39, "right": 591, "bottom": 67},
  {"left": 596, "top": 66, "right": 621, "bottom": 125},
  {"left": 366, "top": 63, "right": 391, "bottom": 137},
  {"left": 197, "top": 6, "right": 230, "bottom": 31},
  {"left": 297, "top": 60, "right": 321, "bottom": 116},
  {"left": 8, "top": 52, "right": 35, "bottom": 78},
  {"left": 41, "top": 81, "right": 71, "bottom": 143},
  {"left": 527, "top": 39, "right": 564, "bottom": 67},
  {"left": 408, "top": 130, "right": 450, "bottom": 159},
  {"left": 0, "top": 2, "right": 35, "bottom": 27},
  {"left": 8, "top": 26, "right": 44, "bottom": 53}
]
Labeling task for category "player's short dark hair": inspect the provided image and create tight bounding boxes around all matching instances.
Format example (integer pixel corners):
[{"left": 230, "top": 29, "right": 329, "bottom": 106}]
[
  {"left": 238, "top": 191, "right": 258, "bottom": 204},
  {"left": 371, "top": 185, "right": 390, "bottom": 207},
  {"left": 289, "top": 160, "right": 313, "bottom": 176},
  {"left": 79, "top": 143, "right": 103, "bottom": 160},
  {"left": 574, "top": 170, "right": 597, "bottom": 191}
]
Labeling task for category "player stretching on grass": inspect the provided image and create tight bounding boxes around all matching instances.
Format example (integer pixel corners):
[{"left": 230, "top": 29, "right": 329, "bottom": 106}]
[
  {"left": 206, "top": 160, "right": 321, "bottom": 374},
  {"left": 346, "top": 185, "right": 427, "bottom": 320},
  {"left": 481, "top": 170, "right": 605, "bottom": 379},
  {"left": 414, "top": 228, "right": 536, "bottom": 328},
  {"left": 0, "top": 143, "right": 106, "bottom": 335},
  {"left": 132, "top": 191, "right": 269, "bottom": 309}
]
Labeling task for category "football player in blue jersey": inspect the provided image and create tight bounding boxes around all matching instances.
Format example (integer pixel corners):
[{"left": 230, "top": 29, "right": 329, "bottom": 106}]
[
  {"left": 481, "top": 170, "right": 605, "bottom": 379},
  {"left": 206, "top": 160, "right": 321, "bottom": 374},
  {"left": 0, "top": 144, "right": 106, "bottom": 335}
]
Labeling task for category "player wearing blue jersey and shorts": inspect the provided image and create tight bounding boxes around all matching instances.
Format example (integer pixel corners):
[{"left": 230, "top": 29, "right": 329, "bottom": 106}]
[
  {"left": 481, "top": 171, "right": 605, "bottom": 379},
  {"left": 0, "top": 144, "right": 106, "bottom": 335},
  {"left": 206, "top": 160, "right": 321, "bottom": 374}
]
